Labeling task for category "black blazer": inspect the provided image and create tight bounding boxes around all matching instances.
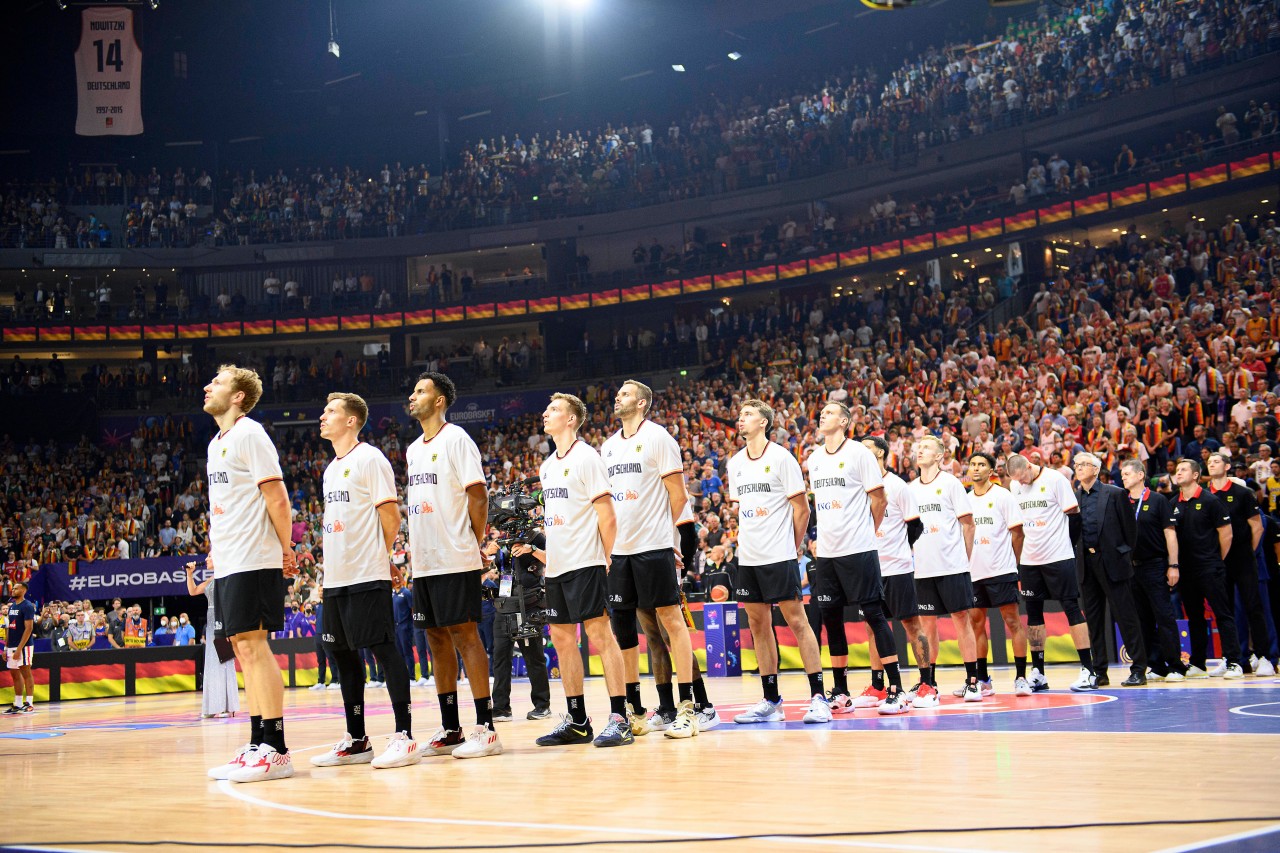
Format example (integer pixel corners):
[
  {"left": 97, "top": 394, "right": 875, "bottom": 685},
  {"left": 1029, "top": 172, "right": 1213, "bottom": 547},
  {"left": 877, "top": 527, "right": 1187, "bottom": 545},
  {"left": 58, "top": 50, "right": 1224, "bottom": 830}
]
[{"left": 1075, "top": 482, "right": 1138, "bottom": 583}]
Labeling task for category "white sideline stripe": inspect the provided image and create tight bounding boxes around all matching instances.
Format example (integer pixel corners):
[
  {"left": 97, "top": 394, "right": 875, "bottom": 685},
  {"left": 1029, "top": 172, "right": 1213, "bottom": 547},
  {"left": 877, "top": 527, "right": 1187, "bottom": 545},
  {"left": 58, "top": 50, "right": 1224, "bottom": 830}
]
[{"left": 1150, "top": 821, "right": 1280, "bottom": 852}]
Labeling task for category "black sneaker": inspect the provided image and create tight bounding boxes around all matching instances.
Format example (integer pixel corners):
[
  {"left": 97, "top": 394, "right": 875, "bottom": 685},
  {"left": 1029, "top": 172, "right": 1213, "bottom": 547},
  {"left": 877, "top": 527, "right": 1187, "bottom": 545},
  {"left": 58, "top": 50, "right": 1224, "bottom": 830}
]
[
  {"left": 491, "top": 709, "right": 514, "bottom": 723},
  {"left": 535, "top": 715, "right": 593, "bottom": 747},
  {"left": 21, "top": 704, "right": 34, "bottom": 714},
  {"left": 593, "top": 713, "right": 635, "bottom": 748},
  {"left": 3, "top": 706, "right": 21, "bottom": 715},
  {"left": 526, "top": 707, "right": 551, "bottom": 721},
  {"left": 1094, "top": 671, "right": 1111, "bottom": 687}
]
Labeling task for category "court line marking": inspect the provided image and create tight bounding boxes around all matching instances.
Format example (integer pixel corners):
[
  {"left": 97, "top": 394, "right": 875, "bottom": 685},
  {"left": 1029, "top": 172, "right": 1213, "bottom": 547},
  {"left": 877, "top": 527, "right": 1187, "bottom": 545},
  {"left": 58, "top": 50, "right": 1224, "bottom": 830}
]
[
  {"left": 215, "top": 782, "right": 992, "bottom": 852},
  {"left": 1150, "top": 820, "right": 1280, "bottom": 852},
  {"left": 1228, "top": 702, "right": 1280, "bottom": 718}
]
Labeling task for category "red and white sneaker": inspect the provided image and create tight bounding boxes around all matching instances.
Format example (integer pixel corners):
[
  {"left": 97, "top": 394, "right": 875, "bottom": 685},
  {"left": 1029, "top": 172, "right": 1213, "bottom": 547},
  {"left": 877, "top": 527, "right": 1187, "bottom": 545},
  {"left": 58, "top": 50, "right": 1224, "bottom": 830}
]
[
  {"left": 310, "top": 734, "right": 373, "bottom": 767},
  {"left": 911, "top": 684, "right": 940, "bottom": 709},
  {"left": 372, "top": 732, "right": 421, "bottom": 768},
  {"left": 228, "top": 744, "right": 294, "bottom": 783},
  {"left": 207, "top": 743, "right": 256, "bottom": 780},
  {"left": 426, "top": 727, "right": 465, "bottom": 756},
  {"left": 827, "top": 691, "right": 854, "bottom": 714},
  {"left": 850, "top": 685, "right": 887, "bottom": 709},
  {"left": 453, "top": 725, "right": 504, "bottom": 759}
]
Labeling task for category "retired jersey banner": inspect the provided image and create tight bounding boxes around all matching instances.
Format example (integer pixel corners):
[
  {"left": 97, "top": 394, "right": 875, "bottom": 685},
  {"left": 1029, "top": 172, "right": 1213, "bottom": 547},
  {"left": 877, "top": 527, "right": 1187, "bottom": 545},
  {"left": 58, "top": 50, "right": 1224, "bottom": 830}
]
[{"left": 75, "top": 6, "right": 144, "bottom": 136}]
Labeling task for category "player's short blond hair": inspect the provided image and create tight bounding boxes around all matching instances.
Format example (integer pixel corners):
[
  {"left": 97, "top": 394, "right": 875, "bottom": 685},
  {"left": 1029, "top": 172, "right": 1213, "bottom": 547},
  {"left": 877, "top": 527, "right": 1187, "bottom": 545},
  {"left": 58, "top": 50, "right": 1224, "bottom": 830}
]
[
  {"left": 218, "top": 364, "right": 263, "bottom": 413},
  {"left": 916, "top": 434, "right": 945, "bottom": 455},
  {"left": 551, "top": 392, "right": 587, "bottom": 431},
  {"left": 327, "top": 392, "right": 369, "bottom": 429}
]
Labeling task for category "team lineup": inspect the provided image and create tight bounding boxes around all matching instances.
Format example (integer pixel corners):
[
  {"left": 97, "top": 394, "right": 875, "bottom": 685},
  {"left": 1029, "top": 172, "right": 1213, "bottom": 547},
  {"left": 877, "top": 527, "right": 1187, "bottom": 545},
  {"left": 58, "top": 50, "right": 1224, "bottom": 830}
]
[{"left": 200, "top": 364, "right": 1151, "bottom": 783}]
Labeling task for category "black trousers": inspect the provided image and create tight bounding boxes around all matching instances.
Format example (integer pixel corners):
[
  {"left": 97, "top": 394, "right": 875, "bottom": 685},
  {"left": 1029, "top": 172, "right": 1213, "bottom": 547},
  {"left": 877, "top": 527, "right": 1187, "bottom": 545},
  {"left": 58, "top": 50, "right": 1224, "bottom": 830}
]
[
  {"left": 1224, "top": 556, "right": 1272, "bottom": 666},
  {"left": 490, "top": 611, "right": 551, "bottom": 714},
  {"left": 315, "top": 637, "right": 339, "bottom": 684},
  {"left": 1131, "top": 560, "right": 1185, "bottom": 675},
  {"left": 393, "top": 624, "right": 415, "bottom": 679},
  {"left": 1081, "top": 550, "right": 1147, "bottom": 672},
  {"left": 1178, "top": 561, "right": 1242, "bottom": 668}
]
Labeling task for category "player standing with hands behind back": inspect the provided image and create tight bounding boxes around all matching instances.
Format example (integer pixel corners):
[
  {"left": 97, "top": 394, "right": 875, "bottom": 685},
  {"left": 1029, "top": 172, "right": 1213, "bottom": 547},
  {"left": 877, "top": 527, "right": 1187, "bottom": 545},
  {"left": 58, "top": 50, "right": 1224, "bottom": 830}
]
[{"left": 202, "top": 365, "right": 298, "bottom": 783}]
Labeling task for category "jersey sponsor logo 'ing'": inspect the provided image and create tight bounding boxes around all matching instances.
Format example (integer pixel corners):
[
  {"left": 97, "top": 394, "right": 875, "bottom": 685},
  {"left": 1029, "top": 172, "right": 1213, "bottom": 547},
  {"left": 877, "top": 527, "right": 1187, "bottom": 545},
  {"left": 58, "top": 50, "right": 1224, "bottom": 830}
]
[
  {"left": 612, "top": 490, "right": 640, "bottom": 502},
  {"left": 407, "top": 501, "right": 435, "bottom": 515},
  {"left": 740, "top": 506, "right": 770, "bottom": 518}
]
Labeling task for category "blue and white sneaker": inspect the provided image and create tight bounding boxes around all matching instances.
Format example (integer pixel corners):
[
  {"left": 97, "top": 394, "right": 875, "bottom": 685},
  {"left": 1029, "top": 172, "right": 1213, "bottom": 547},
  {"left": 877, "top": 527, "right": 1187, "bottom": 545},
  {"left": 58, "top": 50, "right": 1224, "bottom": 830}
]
[
  {"left": 802, "top": 693, "right": 832, "bottom": 724},
  {"left": 733, "top": 697, "right": 784, "bottom": 724}
]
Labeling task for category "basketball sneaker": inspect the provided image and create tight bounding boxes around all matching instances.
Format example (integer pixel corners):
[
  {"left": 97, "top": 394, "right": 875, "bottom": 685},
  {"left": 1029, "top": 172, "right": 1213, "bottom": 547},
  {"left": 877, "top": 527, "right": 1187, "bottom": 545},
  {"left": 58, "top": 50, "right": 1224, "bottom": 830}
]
[
  {"left": 491, "top": 709, "right": 514, "bottom": 723},
  {"left": 851, "top": 685, "right": 887, "bottom": 709},
  {"left": 1255, "top": 659, "right": 1277, "bottom": 677},
  {"left": 425, "top": 727, "right": 465, "bottom": 755},
  {"left": 208, "top": 743, "right": 256, "bottom": 780},
  {"left": 951, "top": 683, "right": 967, "bottom": 698},
  {"left": 327, "top": 683, "right": 342, "bottom": 690},
  {"left": 21, "top": 704, "right": 34, "bottom": 714},
  {"left": 3, "top": 706, "right": 20, "bottom": 715},
  {"left": 911, "top": 684, "right": 940, "bottom": 709},
  {"left": 695, "top": 705, "right": 721, "bottom": 730},
  {"left": 308, "top": 683, "right": 326, "bottom": 691},
  {"left": 1223, "top": 663, "right": 1244, "bottom": 679},
  {"left": 1207, "top": 661, "right": 1227, "bottom": 677},
  {"left": 1013, "top": 676, "right": 1033, "bottom": 696},
  {"left": 526, "top": 707, "right": 551, "bottom": 720},
  {"left": 664, "top": 701, "right": 699, "bottom": 739},
  {"left": 535, "top": 715, "right": 593, "bottom": 747},
  {"left": 877, "top": 687, "right": 909, "bottom": 715},
  {"left": 372, "top": 732, "right": 421, "bottom": 768},
  {"left": 593, "top": 713, "right": 635, "bottom": 747},
  {"left": 962, "top": 680, "right": 983, "bottom": 703},
  {"left": 733, "top": 697, "right": 784, "bottom": 724},
  {"left": 979, "top": 679, "right": 995, "bottom": 697},
  {"left": 903, "top": 683, "right": 922, "bottom": 704},
  {"left": 648, "top": 708, "right": 675, "bottom": 731},
  {"left": 1145, "top": 669, "right": 1165, "bottom": 682},
  {"left": 1163, "top": 670, "right": 1186, "bottom": 683},
  {"left": 310, "top": 734, "right": 373, "bottom": 767},
  {"left": 627, "top": 703, "right": 653, "bottom": 736},
  {"left": 453, "top": 725, "right": 503, "bottom": 759},
  {"left": 228, "top": 744, "right": 294, "bottom": 783},
  {"left": 1184, "top": 665, "right": 1209, "bottom": 679},
  {"left": 827, "top": 691, "right": 854, "bottom": 714},
  {"left": 1029, "top": 668, "right": 1050, "bottom": 692},
  {"left": 1069, "top": 667, "right": 1098, "bottom": 692},
  {"left": 802, "top": 693, "right": 833, "bottom": 724}
]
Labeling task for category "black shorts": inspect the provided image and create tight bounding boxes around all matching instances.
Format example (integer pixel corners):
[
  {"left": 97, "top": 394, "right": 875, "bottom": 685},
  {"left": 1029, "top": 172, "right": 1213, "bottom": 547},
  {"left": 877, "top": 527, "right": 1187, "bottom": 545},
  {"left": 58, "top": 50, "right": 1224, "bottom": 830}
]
[
  {"left": 812, "top": 551, "right": 883, "bottom": 609},
  {"left": 1018, "top": 558, "right": 1080, "bottom": 602},
  {"left": 322, "top": 581, "right": 396, "bottom": 651},
  {"left": 915, "top": 573, "right": 974, "bottom": 616},
  {"left": 973, "top": 575, "right": 1021, "bottom": 610},
  {"left": 875, "top": 574, "right": 919, "bottom": 622},
  {"left": 608, "top": 549, "right": 681, "bottom": 610},
  {"left": 545, "top": 566, "right": 610, "bottom": 624},
  {"left": 412, "top": 570, "right": 483, "bottom": 629},
  {"left": 214, "top": 569, "right": 287, "bottom": 639},
  {"left": 735, "top": 560, "right": 801, "bottom": 605}
]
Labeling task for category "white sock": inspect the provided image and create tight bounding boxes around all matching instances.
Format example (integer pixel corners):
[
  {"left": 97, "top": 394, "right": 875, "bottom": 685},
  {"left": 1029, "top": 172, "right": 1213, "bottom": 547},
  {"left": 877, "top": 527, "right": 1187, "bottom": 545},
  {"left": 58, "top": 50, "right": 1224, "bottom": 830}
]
[
  {"left": 25, "top": 696, "right": 32, "bottom": 704},
  {"left": 12, "top": 699, "right": 21, "bottom": 707}
]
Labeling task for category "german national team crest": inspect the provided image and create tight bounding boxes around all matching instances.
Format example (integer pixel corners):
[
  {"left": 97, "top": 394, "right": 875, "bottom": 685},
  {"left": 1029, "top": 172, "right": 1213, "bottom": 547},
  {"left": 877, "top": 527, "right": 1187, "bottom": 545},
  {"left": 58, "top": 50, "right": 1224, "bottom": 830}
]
[
  {"left": 1227, "top": 496, "right": 1234, "bottom": 502},
  {"left": 635, "top": 444, "right": 642, "bottom": 453},
  {"left": 343, "top": 468, "right": 351, "bottom": 478},
  {"left": 1195, "top": 503, "right": 1202, "bottom": 510},
  {"left": 838, "top": 462, "right": 845, "bottom": 469},
  {"left": 764, "top": 466, "right": 771, "bottom": 473},
  {"left": 221, "top": 448, "right": 227, "bottom": 457},
  {"left": 936, "top": 488, "right": 942, "bottom": 495},
  {"left": 563, "top": 469, "right": 569, "bottom": 477},
  {"left": 431, "top": 453, "right": 438, "bottom": 462}
]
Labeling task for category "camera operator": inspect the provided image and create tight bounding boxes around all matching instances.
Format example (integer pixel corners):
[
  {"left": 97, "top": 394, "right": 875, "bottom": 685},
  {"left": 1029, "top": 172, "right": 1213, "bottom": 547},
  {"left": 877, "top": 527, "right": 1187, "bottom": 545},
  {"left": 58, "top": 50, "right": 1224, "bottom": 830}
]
[{"left": 485, "top": 535, "right": 551, "bottom": 722}]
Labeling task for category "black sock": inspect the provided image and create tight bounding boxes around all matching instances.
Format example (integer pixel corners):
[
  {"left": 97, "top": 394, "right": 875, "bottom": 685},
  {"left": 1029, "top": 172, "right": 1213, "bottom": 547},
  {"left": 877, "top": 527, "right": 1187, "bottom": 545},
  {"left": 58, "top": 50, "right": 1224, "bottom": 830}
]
[
  {"left": 964, "top": 661, "right": 978, "bottom": 680},
  {"left": 1031, "top": 650, "right": 1045, "bottom": 673},
  {"left": 870, "top": 669, "right": 885, "bottom": 690},
  {"left": 344, "top": 701, "right": 366, "bottom": 740},
  {"left": 1015, "top": 656, "right": 1028, "bottom": 679},
  {"left": 977, "top": 658, "right": 989, "bottom": 680},
  {"left": 884, "top": 662, "right": 902, "bottom": 689},
  {"left": 567, "top": 694, "right": 588, "bottom": 725},
  {"left": 762, "top": 673, "right": 781, "bottom": 702},
  {"left": 475, "top": 696, "right": 492, "bottom": 728},
  {"left": 832, "top": 667, "right": 848, "bottom": 695},
  {"left": 625, "top": 681, "right": 644, "bottom": 715},
  {"left": 656, "top": 682, "right": 676, "bottom": 712},
  {"left": 262, "top": 717, "right": 286, "bottom": 753},
  {"left": 678, "top": 681, "right": 694, "bottom": 703},
  {"left": 691, "top": 676, "right": 710, "bottom": 707},
  {"left": 392, "top": 701, "right": 412, "bottom": 739},
  {"left": 439, "top": 691, "right": 460, "bottom": 731},
  {"left": 807, "top": 671, "right": 824, "bottom": 697},
  {"left": 609, "top": 695, "right": 627, "bottom": 718},
  {"left": 921, "top": 665, "right": 934, "bottom": 687},
  {"left": 250, "top": 715, "right": 264, "bottom": 746},
  {"left": 1077, "top": 647, "right": 1093, "bottom": 673}
]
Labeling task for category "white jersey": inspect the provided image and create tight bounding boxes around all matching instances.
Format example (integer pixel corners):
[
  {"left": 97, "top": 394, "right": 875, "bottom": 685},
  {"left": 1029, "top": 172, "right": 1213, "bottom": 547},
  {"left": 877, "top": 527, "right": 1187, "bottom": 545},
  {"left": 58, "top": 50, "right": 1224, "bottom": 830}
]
[
  {"left": 807, "top": 438, "right": 884, "bottom": 558},
  {"left": 728, "top": 442, "right": 806, "bottom": 566},
  {"left": 406, "top": 423, "right": 485, "bottom": 576},
  {"left": 601, "top": 419, "right": 683, "bottom": 555},
  {"left": 1011, "top": 466, "right": 1079, "bottom": 565},
  {"left": 907, "top": 471, "right": 973, "bottom": 579},
  {"left": 207, "top": 417, "right": 284, "bottom": 577},
  {"left": 875, "top": 471, "right": 915, "bottom": 577},
  {"left": 539, "top": 440, "right": 612, "bottom": 578},
  {"left": 968, "top": 485, "right": 1022, "bottom": 582},
  {"left": 321, "top": 443, "right": 398, "bottom": 588},
  {"left": 74, "top": 6, "right": 144, "bottom": 136}
]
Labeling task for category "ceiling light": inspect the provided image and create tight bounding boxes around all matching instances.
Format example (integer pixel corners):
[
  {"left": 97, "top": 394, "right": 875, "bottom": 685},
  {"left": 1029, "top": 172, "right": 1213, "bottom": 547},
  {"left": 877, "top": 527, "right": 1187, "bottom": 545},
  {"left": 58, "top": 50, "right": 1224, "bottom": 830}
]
[
  {"left": 671, "top": 64, "right": 686, "bottom": 72},
  {"left": 727, "top": 52, "right": 742, "bottom": 61}
]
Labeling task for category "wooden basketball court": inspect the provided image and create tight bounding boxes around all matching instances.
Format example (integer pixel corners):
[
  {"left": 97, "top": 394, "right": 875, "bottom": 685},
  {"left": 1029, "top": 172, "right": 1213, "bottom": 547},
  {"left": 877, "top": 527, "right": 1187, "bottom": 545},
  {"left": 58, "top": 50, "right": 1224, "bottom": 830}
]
[{"left": 5, "top": 667, "right": 1279, "bottom": 853}]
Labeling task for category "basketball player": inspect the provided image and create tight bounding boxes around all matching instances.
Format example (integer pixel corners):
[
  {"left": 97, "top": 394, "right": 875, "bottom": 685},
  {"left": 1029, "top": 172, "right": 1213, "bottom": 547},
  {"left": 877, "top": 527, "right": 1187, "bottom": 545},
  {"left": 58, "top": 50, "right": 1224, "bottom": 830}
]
[
  {"left": 4, "top": 581, "right": 34, "bottom": 714},
  {"left": 1005, "top": 453, "right": 1097, "bottom": 692},
  {"left": 601, "top": 380, "right": 699, "bottom": 738},
  {"left": 961, "top": 452, "right": 1032, "bottom": 698},
  {"left": 533, "top": 392, "right": 633, "bottom": 747},
  {"left": 859, "top": 436, "right": 929, "bottom": 715},
  {"left": 310, "top": 393, "right": 419, "bottom": 770},
  {"left": 728, "top": 400, "right": 827, "bottom": 724},
  {"left": 203, "top": 365, "right": 298, "bottom": 783},
  {"left": 405, "top": 372, "right": 502, "bottom": 758},
  {"left": 806, "top": 402, "right": 902, "bottom": 715},
  {"left": 908, "top": 435, "right": 982, "bottom": 704}
]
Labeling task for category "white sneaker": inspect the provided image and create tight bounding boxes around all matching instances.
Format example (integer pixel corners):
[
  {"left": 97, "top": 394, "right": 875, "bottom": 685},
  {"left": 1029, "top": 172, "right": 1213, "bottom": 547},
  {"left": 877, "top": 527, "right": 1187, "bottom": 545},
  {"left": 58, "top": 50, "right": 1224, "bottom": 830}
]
[
  {"left": 903, "top": 683, "right": 921, "bottom": 704},
  {"left": 368, "top": 680, "right": 385, "bottom": 688},
  {"left": 228, "top": 744, "right": 294, "bottom": 783},
  {"left": 1185, "top": 665, "right": 1209, "bottom": 679},
  {"left": 208, "top": 743, "right": 256, "bottom": 780},
  {"left": 310, "top": 734, "right": 373, "bottom": 767},
  {"left": 802, "top": 693, "right": 832, "bottom": 724},
  {"left": 851, "top": 685, "right": 888, "bottom": 708},
  {"left": 1069, "top": 667, "right": 1098, "bottom": 692},
  {"left": 910, "top": 684, "right": 940, "bottom": 709},
  {"left": 664, "top": 700, "right": 700, "bottom": 739},
  {"left": 1255, "top": 659, "right": 1277, "bottom": 677},
  {"left": 733, "top": 698, "right": 784, "bottom": 724},
  {"left": 877, "top": 688, "right": 909, "bottom": 715},
  {"left": 951, "top": 684, "right": 967, "bottom": 698},
  {"left": 372, "top": 732, "right": 422, "bottom": 768},
  {"left": 695, "top": 705, "right": 721, "bottom": 730},
  {"left": 453, "top": 725, "right": 503, "bottom": 759},
  {"left": 308, "top": 683, "right": 326, "bottom": 691},
  {"left": 979, "top": 678, "right": 995, "bottom": 697},
  {"left": 1208, "top": 661, "right": 1227, "bottom": 677},
  {"left": 1223, "top": 663, "right": 1245, "bottom": 680},
  {"left": 627, "top": 703, "right": 654, "bottom": 737},
  {"left": 327, "top": 683, "right": 343, "bottom": 690},
  {"left": 1163, "top": 670, "right": 1186, "bottom": 683},
  {"left": 962, "top": 680, "right": 983, "bottom": 703},
  {"left": 1145, "top": 669, "right": 1165, "bottom": 682},
  {"left": 1013, "top": 677, "right": 1033, "bottom": 697},
  {"left": 1029, "top": 668, "right": 1050, "bottom": 692},
  {"left": 828, "top": 692, "right": 854, "bottom": 714}
]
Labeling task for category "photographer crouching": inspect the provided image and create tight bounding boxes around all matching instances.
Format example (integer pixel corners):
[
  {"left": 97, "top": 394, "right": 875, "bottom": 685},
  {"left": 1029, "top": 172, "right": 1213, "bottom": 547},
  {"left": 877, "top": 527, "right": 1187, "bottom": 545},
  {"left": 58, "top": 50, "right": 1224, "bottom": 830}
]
[{"left": 484, "top": 535, "right": 552, "bottom": 722}]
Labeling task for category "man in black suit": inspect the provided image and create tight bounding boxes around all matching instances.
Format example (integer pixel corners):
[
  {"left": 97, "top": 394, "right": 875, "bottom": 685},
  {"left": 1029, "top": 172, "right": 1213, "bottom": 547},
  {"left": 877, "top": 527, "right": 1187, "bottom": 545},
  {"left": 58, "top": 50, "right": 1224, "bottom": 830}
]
[{"left": 1073, "top": 452, "right": 1148, "bottom": 686}]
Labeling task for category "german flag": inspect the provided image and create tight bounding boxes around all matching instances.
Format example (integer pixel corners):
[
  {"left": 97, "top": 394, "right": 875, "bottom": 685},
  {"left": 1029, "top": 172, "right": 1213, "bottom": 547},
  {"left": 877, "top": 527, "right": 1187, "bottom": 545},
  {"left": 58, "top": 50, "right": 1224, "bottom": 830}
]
[
  {"left": 651, "top": 279, "right": 682, "bottom": 298},
  {"left": 144, "top": 324, "right": 176, "bottom": 339},
  {"left": 699, "top": 412, "right": 737, "bottom": 436},
  {"left": 208, "top": 322, "right": 239, "bottom": 338},
  {"left": 1148, "top": 175, "right": 1186, "bottom": 198},
  {"left": 528, "top": 297, "right": 558, "bottom": 314},
  {"left": 44, "top": 662, "right": 126, "bottom": 701},
  {"left": 935, "top": 226, "right": 967, "bottom": 247},
  {"left": 1003, "top": 211, "right": 1037, "bottom": 233},
  {"left": 136, "top": 659, "right": 197, "bottom": 695},
  {"left": 745, "top": 265, "right": 777, "bottom": 283},
  {"left": 341, "top": 314, "right": 372, "bottom": 330},
  {"left": 593, "top": 290, "right": 620, "bottom": 307},
  {"left": 809, "top": 253, "right": 838, "bottom": 273},
  {"left": 373, "top": 312, "right": 404, "bottom": 328},
  {"left": 714, "top": 271, "right": 744, "bottom": 289},
  {"left": 1038, "top": 201, "right": 1073, "bottom": 224},
  {"left": 560, "top": 293, "right": 591, "bottom": 311},
  {"left": 1111, "top": 183, "right": 1147, "bottom": 207},
  {"left": 178, "top": 323, "right": 209, "bottom": 339},
  {"left": 111, "top": 325, "right": 143, "bottom": 340},
  {"left": 1230, "top": 154, "right": 1271, "bottom": 179},
  {"left": 404, "top": 309, "right": 434, "bottom": 326},
  {"left": 434, "top": 306, "right": 464, "bottom": 323},
  {"left": 870, "top": 241, "right": 901, "bottom": 261},
  {"left": 839, "top": 248, "right": 869, "bottom": 266},
  {"left": 778, "top": 260, "right": 807, "bottom": 279},
  {"left": 902, "top": 233, "right": 936, "bottom": 253},
  {"left": 77, "top": 325, "right": 108, "bottom": 341},
  {"left": 969, "top": 219, "right": 1003, "bottom": 240},
  {"left": 466, "top": 304, "right": 496, "bottom": 320},
  {"left": 275, "top": 318, "right": 306, "bottom": 334},
  {"left": 307, "top": 316, "right": 339, "bottom": 332},
  {"left": 40, "top": 326, "right": 72, "bottom": 342},
  {"left": 684, "top": 276, "right": 712, "bottom": 293},
  {"left": 497, "top": 300, "right": 526, "bottom": 317},
  {"left": 1073, "top": 193, "right": 1109, "bottom": 216},
  {"left": 621, "top": 285, "right": 650, "bottom": 303},
  {"left": 242, "top": 319, "right": 274, "bottom": 336},
  {"left": 1189, "top": 165, "right": 1227, "bottom": 189}
]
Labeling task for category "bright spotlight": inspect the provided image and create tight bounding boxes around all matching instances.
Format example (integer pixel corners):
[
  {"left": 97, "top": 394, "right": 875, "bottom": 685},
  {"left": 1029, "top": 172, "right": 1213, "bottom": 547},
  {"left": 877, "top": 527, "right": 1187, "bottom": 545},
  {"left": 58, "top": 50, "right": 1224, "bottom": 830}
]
[
  {"left": 328, "top": 40, "right": 340, "bottom": 58},
  {"left": 727, "top": 52, "right": 742, "bottom": 60},
  {"left": 671, "top": 64, "right": 685, "bottom": 72}
]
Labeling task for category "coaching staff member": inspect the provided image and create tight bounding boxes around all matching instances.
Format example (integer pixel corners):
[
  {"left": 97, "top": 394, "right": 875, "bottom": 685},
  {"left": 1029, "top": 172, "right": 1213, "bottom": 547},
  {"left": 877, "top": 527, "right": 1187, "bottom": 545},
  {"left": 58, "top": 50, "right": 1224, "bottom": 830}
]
[{"left": 1119, "top": 460, "right": 1186, "bottom": 680}]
